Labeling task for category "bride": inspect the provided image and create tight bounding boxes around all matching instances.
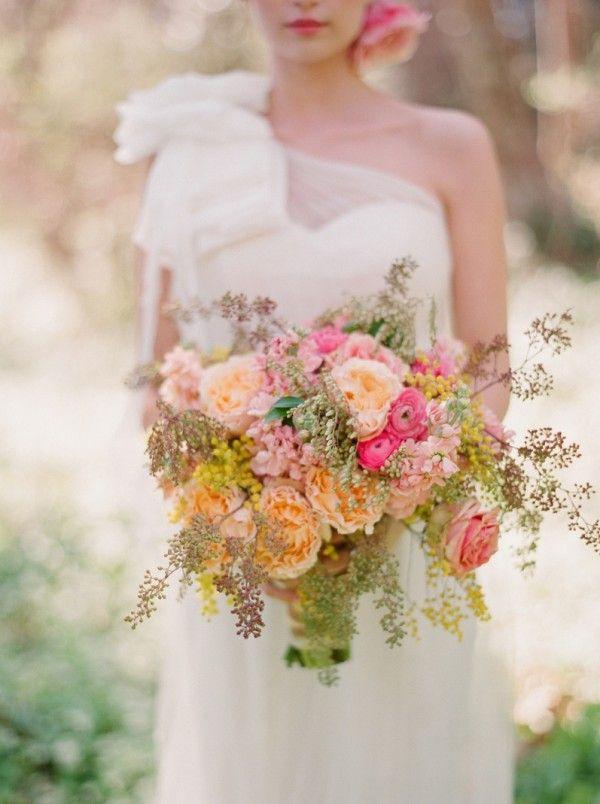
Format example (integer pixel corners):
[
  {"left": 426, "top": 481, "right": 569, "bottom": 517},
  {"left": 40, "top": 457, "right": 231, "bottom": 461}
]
[{"left": 114, "top": 1, "right": 514, "bottom": 801}]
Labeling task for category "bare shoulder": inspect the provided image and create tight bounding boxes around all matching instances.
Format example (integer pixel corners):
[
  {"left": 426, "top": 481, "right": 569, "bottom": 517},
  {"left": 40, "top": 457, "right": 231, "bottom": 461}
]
[{"left": 390, "top": 101, "right": 502, "bottom": 200}]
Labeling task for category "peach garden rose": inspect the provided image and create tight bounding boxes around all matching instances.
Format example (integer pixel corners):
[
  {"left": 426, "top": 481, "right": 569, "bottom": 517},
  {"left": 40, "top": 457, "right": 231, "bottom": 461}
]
[
  {"left": 255, "top": 484, "right": 327, "bottom": 580},
  {"left": 181, "top": 481, "right": 253, "bottom": 572},
  {"left": 331, "top": 357, "right": 402, "bottom": 440},
  {"left": 305, "top": 466, "right": 388, "bottom": 535},
  {"left": 200, "top": 353, "right": 265, "bottom": 435}
]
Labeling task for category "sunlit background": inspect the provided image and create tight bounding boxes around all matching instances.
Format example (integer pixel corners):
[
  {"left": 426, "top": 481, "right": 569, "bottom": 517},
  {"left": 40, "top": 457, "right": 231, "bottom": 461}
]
[{"left": 1, "top": 0, "right": 599, "bottom": 800}]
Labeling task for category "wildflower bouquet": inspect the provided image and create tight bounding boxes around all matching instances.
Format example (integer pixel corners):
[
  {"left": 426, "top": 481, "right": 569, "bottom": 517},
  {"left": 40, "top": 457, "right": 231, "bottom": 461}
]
[{"left": 127, "top": 258, "right": 598, "bottom": 684}]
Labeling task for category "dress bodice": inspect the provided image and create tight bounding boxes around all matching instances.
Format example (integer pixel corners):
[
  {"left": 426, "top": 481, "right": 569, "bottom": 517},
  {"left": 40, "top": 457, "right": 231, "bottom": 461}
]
[{"left": 113, "top": 69, "right": 454, "bottom": 361}]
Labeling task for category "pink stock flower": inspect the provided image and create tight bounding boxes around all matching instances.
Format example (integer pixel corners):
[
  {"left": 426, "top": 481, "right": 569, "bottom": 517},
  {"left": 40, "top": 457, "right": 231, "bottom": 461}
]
[
  {"left": 351, "top": 2, "right": 431, "bottom": 73},
  {"left": 384, "top": 426, "right": 461, "bottom": 519},
  {"left": 357, "top": 428, "right": 402, "bottom": 471},
  {"left": 439, "top": 498, "right": 501, "bottom": 577},
  {"left": 246, "top": 419, "right": 317, "bottom": 483},
  {"left": 159, "top": 345, "right": 203, "bottom": 411},
  {"left": 387, "top": 387, "right": 429, "bottom": 442}
]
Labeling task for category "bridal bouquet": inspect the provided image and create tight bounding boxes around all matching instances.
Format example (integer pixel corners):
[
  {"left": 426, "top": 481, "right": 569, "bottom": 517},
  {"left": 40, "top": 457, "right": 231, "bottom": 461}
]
[{"left": 127, "top": 258, "right": 598, "bottom": 684}]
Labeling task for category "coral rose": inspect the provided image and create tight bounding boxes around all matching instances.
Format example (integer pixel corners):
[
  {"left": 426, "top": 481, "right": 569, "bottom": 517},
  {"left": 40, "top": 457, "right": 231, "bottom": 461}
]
[
  {"left": 305, "top": 466, "right": 387, "bottom": 535},
  {"left": 387, "top": 387, "right": 429, "bottom": 442},
  {"left": 331, "top": 357, "right": 402, "bottom": 440},
  {"left": 200, "top": 354, "right": 265, "bottom": 435},
  {"left": 357, "top": 428, "right": 401, "bottom": 471},
  {"left": 351, "top": 2, "right": 431, "bottom": 73},
  {"left": 438, "top": 498, "right": 501, "bottom": 577},
  {"left": 256, "top": 484, "right": 326, "bottom": 579}
]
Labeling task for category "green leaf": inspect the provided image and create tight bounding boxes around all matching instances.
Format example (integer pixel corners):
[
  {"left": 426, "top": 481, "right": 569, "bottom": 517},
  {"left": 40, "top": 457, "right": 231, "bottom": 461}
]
[
  {"left": 264, "top": 396, "right": 303, "bottom": 422},
  {"left": 341, "top": 321, "right": 363, "bottom": 333},
  {"left": 368, "top": 319, "right": 384, "bottom": 337}
]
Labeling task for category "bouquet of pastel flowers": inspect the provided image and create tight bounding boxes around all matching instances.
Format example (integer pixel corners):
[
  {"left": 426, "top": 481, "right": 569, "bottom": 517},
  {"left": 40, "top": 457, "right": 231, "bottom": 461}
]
[{"left": 127, "top": 258, "right": 598, "bottom": 684}]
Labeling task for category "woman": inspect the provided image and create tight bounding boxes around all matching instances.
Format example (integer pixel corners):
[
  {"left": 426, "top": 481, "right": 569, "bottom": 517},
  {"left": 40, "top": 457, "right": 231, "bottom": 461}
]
[{"left": 114, "top": 1, "right": 514, "bottom": 801}]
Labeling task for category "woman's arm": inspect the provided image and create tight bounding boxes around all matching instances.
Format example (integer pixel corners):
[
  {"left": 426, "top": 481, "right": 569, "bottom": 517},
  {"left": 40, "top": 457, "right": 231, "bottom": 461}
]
[
  {"left": 135, "top": 246, "right": 179, "bottom": 429},
  {"left": 438, "top": 112, "right": 511, "bottom": 421}
]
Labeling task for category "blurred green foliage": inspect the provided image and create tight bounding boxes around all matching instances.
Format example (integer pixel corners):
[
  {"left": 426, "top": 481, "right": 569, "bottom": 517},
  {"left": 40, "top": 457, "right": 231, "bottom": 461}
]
[
  {"left": 0, "top": 496, "right": 154, "bottom": 802},
  {"left": 516, "top": 707, "right": 600, "bottom": 804}
]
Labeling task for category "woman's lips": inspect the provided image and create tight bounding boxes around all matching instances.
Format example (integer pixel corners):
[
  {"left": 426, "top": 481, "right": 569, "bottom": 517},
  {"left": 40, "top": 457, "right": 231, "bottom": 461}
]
[{"left": 285, "top": 19, "right": 328, "bottom": 35}]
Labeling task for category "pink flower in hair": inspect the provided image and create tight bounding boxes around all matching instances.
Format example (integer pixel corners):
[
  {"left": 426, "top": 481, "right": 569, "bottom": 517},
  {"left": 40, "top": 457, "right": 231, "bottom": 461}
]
[{"left": 351, "top": 2, "right": 431, "bottom": 73}]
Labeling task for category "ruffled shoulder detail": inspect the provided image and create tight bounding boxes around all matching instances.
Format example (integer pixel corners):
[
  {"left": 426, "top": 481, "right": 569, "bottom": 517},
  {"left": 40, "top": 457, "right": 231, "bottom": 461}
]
[
  {"left": 113, "top": 68, "right": 288, "bottom": 259},
  {"left": 113, "top": 70, "right": 288, "bottom": 365},
  {"left": 113, "top": 69, "right": 272, "bottom": 164}
]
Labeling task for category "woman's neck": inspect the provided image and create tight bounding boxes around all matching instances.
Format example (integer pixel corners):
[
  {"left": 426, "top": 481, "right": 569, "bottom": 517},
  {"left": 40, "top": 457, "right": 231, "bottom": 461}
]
[{"left": 266, "top": 54, "right": 378, "bottom": 137}]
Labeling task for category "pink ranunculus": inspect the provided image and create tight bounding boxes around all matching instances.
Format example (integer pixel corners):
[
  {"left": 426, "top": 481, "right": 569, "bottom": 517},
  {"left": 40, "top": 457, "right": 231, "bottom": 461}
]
[
  {"left": 357, "top": 428, "right": 401, "bottom": 471},
  {"left": 387, "top": 387, "right": 428, "bottom": 442},
  {"left": 441, "top": 498, "right": 501, "bottom": 577},
  {"left": 351, "top": 2, "right": 431, "bottom": 73}
]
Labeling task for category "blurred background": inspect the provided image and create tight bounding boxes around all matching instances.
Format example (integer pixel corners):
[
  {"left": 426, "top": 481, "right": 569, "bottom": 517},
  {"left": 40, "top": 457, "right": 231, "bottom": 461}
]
[{"left": 1, "top": 0, "right": 599, "bottom": 800}]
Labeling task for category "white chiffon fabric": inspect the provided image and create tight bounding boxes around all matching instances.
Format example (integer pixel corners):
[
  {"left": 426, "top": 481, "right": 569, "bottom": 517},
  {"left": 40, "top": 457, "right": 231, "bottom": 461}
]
[{"left": 114, "top": 69, "right": 514, "bottom": 804}]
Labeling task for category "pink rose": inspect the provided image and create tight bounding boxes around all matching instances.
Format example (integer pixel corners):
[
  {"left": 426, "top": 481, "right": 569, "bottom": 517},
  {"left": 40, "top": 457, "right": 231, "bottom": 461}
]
[
  {"left": 351, "top": 2, "right": 431, "bottom": 73},
  {"left": 334, "top": 332, "right": 408, "bottom": 377},
  {"left": 310, "top": 325, "right": 348, "bottom": 355},
  {"left": 357, "top": 428, "right": 401, "bottom": 471},
  {"left": 441, "top": 498, "right": 501, "bottom": 577},
  {"left": 387, "top": 387, "right": 428, "bottom": 442}
]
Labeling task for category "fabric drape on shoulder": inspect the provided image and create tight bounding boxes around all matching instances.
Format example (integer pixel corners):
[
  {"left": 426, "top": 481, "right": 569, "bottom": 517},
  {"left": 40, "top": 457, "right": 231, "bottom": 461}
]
[{"left": 112, "top": 70, "right": 288, "bottom": 364}]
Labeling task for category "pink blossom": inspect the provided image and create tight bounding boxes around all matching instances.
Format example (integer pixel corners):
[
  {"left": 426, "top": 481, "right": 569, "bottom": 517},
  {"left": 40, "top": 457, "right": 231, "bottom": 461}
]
[
  {"left": 385, "top": 480, "right": 432, "bottom": 519},
  {"left": 246, "top": 419, "right": 317, "bottom": 483},
  {"left": 333, "top": 332, "right": 408, "bottom": 377},
  {"left": 357, "top": 428, "right": 402, "bottom": 471},
  {"left": 411, "top": 337, "right": 467, "bottom": 378},
  {"left": 440, "top": 498, "right": 501, "bottom": 576},
  {"left": 297, "top": 325, "right": 349, "bottom": 371},
  {"left": 384, "top": 427, "right": 461, "bottom": 519},
  {"left": 387, "top": 387, "right": 429, "bottom": 442},
  {"left": 311, "top": 325, "right": 349, "bottom": 354},
  {"left": 159, "top": 345, "right": 203, "bottom": 411},
  {"left": 482, "top": 405, "right": 515, "bottom": 454},
  {"left": 351, "top": 2, "right": 431, "bottom": 73}
]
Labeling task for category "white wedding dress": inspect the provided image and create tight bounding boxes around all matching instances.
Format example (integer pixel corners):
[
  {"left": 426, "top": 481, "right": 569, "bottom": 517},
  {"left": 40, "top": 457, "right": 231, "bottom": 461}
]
[{"left": 114, "top": 69, "right": 514, "bottom": 804}]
